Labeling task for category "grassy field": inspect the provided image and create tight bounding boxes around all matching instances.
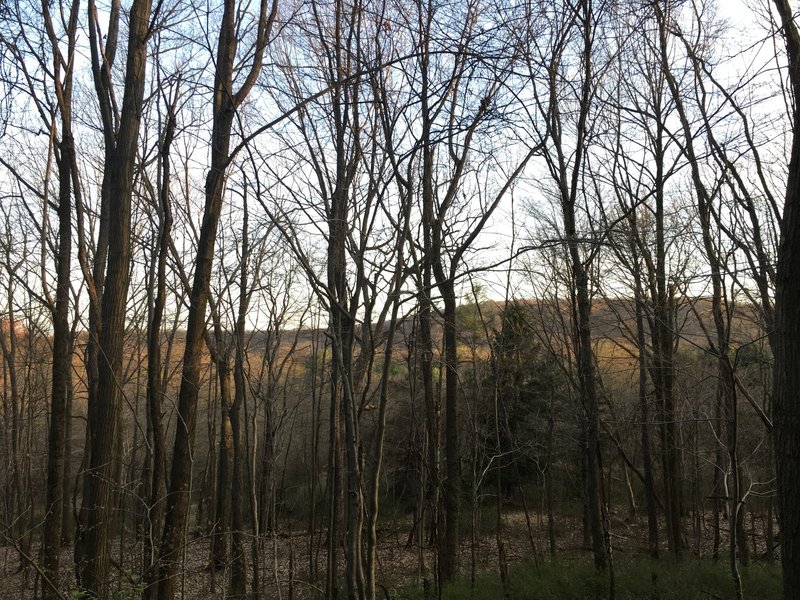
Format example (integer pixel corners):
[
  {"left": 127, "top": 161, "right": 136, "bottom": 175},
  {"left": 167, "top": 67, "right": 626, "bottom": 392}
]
[{"left": 398, "top": 556, "right": 783, "bottom": 600}]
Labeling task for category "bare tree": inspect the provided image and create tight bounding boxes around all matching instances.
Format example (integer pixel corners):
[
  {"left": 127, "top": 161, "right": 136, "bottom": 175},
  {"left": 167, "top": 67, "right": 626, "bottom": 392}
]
[
  {"left": 140, "top": 71, "right": 180, "bottom": 600},
  {"left": 156, "top": 1, "right": 277, "bottom": 598},
  {"left": 518, "top": 0, "right": 617, "bottom": 570},
  {"left": 76, "top": 0, "right": 156, "bottom": 595},
  {"left": 40, "top": 1, "right": 81, "bottom": 595}
]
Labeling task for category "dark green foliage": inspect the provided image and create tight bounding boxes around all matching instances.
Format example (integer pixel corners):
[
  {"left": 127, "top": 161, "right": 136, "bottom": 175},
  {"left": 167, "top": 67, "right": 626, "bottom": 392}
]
[{"left": 481, "top": 301, "right": 571, "bottom": 489}]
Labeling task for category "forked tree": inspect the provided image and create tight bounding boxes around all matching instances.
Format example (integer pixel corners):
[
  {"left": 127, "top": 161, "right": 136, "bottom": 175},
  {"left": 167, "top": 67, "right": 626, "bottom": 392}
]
[
  {"left": 156, "top": 1, "right": 277, "bottom": 598},
  {"left": 75, "top": 0, "right": 155, "bottom": 596}
]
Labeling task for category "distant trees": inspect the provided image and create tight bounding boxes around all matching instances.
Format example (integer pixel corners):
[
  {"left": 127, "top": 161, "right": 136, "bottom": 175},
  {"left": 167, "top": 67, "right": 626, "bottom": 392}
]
[
  {"left": 518, "top": 0, "right": 614, "bottom": 570},
  {"left": 520, "top": 0, "right": 784, "bottom": 585}
]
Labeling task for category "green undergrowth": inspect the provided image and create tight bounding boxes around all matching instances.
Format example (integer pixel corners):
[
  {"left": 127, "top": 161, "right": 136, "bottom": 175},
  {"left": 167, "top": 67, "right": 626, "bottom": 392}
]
[{"left": 396, "top": 556, "right": 782, "bottom": 600}]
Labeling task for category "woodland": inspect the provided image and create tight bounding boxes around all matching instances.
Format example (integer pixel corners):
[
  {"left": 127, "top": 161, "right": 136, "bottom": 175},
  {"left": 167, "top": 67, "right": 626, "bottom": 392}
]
[{"left": 0, "top": 0, "right": 800, "bottom": 599}]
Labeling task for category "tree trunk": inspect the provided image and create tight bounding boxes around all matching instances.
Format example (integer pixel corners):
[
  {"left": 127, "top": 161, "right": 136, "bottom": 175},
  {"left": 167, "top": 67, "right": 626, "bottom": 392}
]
[
  {"left": 770, "top": 1, "right": 800, "bottom": 597},
  {"left": 633, "top": 273, "right": 659, "bottom": 557},
  {"left": 419, "top": 266, "right": 440, "bottom": 568},
  {"left": 77, "top": 1, "right": 152, "bottom": 595},
  {"left": 229, "top": 194, "right": 251, "bottom": 599},
  {"left": 325, "top": 377, "right": 341, "bottom": 600},
  {"left": 365, "top": 292, "right": 403, "bottom": 600},
  {"left": 143, "top": 90, "right": 176, "bottom": 600},
  {"left": 36, "top": 2, "right": 82, "bottom": 589},
  {"left": 437, "top": 280, "right": 460, "bottom": 582},
  {"left": 41, "top": 2, "right": 80, "bottom": 581},
  {"left": 43, "top": 124, "right": 75, "bottom": 600},
  {"left": 574, "top": 266, "right": 606, "bottom": 570},
  {"left": 212, "top": 356, "right": 234, "bottom": 570}
]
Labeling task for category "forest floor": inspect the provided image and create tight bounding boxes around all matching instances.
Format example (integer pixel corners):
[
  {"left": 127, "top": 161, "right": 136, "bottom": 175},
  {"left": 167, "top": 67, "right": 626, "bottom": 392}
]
[{"left": 0, "top": 509, "right": 781, "bottom": 599}]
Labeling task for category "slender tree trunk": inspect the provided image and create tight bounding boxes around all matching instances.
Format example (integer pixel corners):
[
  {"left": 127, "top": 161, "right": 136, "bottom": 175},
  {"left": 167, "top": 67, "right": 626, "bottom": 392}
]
[
  {"left": 325, "top": 377, "right": 341, "bottom": 600},
  {"left": 713, "top": 393, "right": 723, "bottom": 561},
  {"left": 323, "top": 3, "right": 365, "bottom": 595},
  {"left": 229, "top": 384, "right": 246, "bottom": 597},
  {"left": 437, "top": 280, "right": 460, "bottom": 581},
  {"left": 41, "top": 3, "right": 80, "bottom": 579},
  {"left": 573, "top": 266, "right": 606, "bottom": 570},
  {"left": 62, "top": 348, "right": 75, "bottom": 546},
  {"left": 39, "top": 3, "right": 81, "bottom": 592},
  {"left": 229, "top": 194, "right": 251, "bottom": 599},
  {"left": 212, "top": 355, "right": 234, "bottom": 570},
  {"left": 43, "top": 130, "right": 74, "bottom": 600},
  {"left": 3, "top": 291, "right": 22, "bottom": 538},
  {"left": 143, "top": 91, "right": 176, "bottom": 600},
  {"left": 651, "top": 109, "right": 682, "bottom": 557},
  {"left": 541, "top": 0, "right": 606, "bottom": 569},
  {"left": 633, "top": 275, "right": 658, "bottom": 557},
  {"left": 545, "top": 404, "right": 556, "bottom": 557},
  {"left": 365, "top": 292, "right": 403, "bottom": 600},
  {"left": 419, "top": 279, "right": 440, "bottom": 561}
]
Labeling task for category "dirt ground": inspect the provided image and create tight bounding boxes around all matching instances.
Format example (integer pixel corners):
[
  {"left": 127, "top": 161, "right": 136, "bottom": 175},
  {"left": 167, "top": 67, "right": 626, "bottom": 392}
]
[{"left": 0, "top": 509, "right": 778, "bottom": 599}]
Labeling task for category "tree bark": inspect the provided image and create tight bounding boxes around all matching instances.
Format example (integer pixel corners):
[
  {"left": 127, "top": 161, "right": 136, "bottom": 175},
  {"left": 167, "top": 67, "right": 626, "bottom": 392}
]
[
  {"left": 41, "top": 3, "right": 80, "bottom": 593},
  {"left": 632, "top": 258, "right": 659, "bottom": 557},
  {"left": 77, "top": 1, "right": 152, "bottom": 595},
  {"left": 770, "top": 1, "right": 800, "bottom": 596},
  {"left": 435, "top": 279, "right": 460, "bottom": 581},
  {"left": 143, "top": 88, "right": 177, "bottom": 600}
]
